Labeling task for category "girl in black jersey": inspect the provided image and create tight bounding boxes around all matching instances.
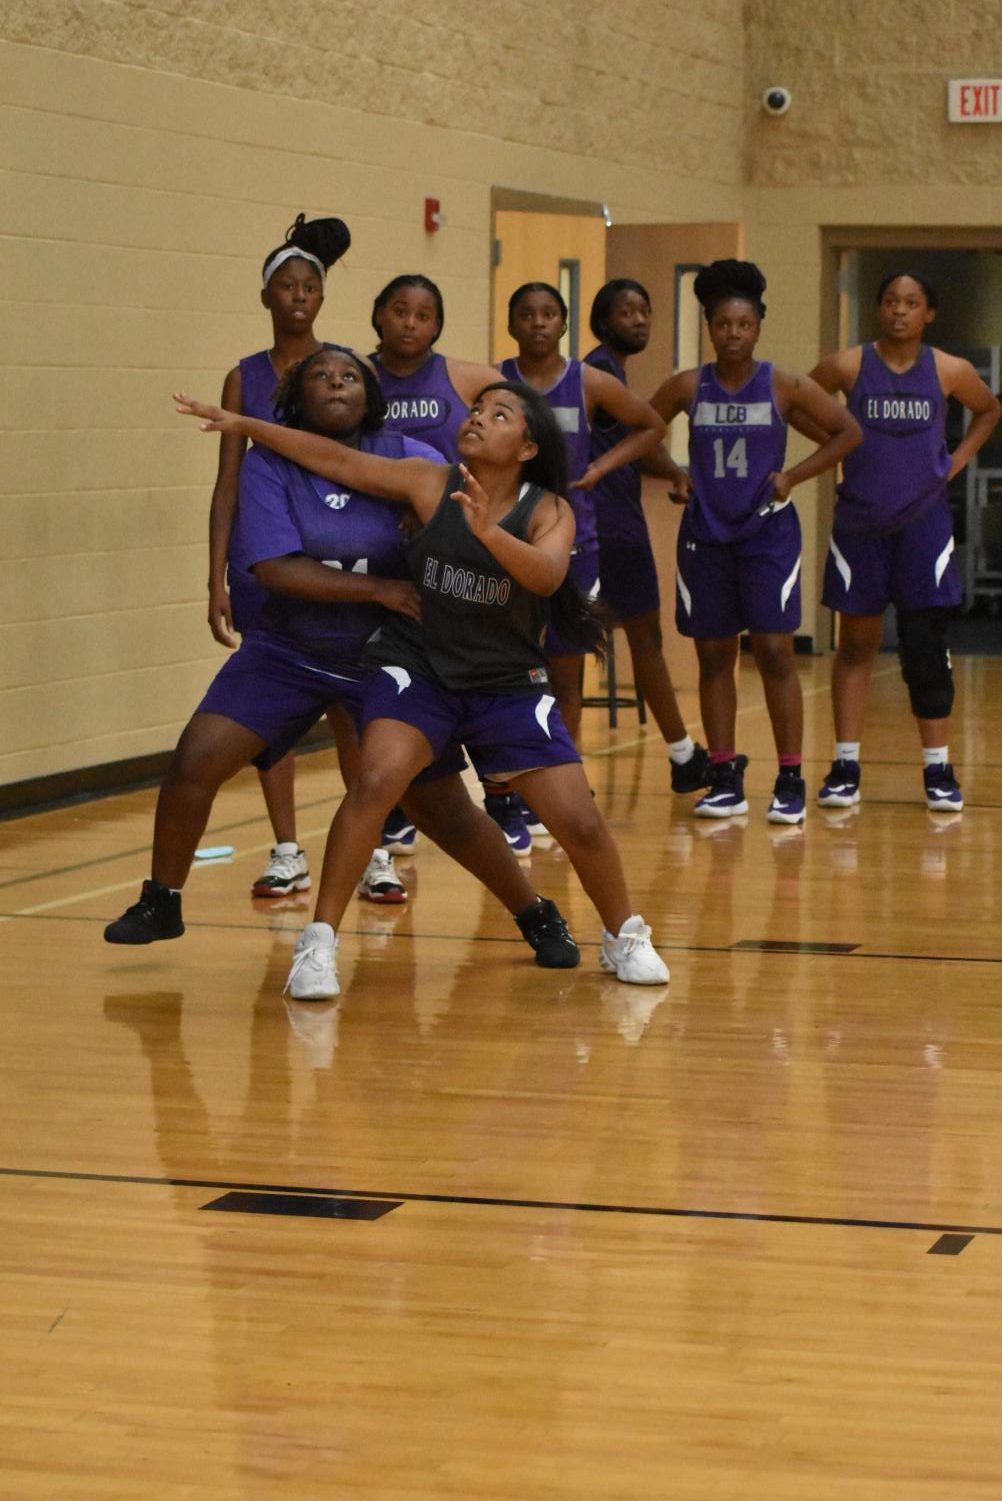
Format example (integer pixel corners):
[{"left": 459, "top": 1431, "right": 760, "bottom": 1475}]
[{"left": 176, "top": 381, "right": 671, "bottom": 995}]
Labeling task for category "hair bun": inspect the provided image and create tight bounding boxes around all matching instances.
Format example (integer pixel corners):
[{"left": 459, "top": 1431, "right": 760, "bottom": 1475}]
[
  {"left": 694, "top": 259, "right": 767, "bottom": 316},
  {"left": 285, "top": 213, "right": 351, "bottom": 269}
]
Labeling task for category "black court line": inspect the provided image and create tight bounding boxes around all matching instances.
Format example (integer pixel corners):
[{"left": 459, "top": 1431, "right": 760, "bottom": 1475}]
[
  {"left": 733, "top": 939, "right": 860, "bottom": 955},
  {"left": 0, "top": 794, "right": 342, "bottom": 894},
  {"left": 0, "top": 1165, "right": 996, "bottom": 1241},
  {"left": 4, "top": 909, "right": 1002, "bottom": 967},
  {"left": 928, "top": 1233, "right": 974, "bottom": 1255},
  {"left": 203, "top": 1190, "right": 401, "bottom": 1221}
]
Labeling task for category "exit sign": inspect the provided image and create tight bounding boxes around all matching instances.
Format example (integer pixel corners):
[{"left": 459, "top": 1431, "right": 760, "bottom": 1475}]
[{"left": 949, "top": 79, "right": 1002, "bottom": 121}]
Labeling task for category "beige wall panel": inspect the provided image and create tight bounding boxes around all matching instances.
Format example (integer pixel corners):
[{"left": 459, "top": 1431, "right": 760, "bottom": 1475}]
[
  {"left": 1, "top": 1, "right": 746, "bottom": 785},
  {"left": 0, "top": 557, "right": 204, "bottom": 637},
  {"left": 744, "top": 1, "right": 1002, "bottom": 644},
  {"left": 745, "top": 0, "right": 1002, "bottom": 190},
  {"left": 0, "top": 608, "right": 212, "bottom": 692},
  {"left": 0, "top": 660, "right": 221, "bottom": 784},
  {"left": 0, "top": 492, "right": 204, "bottom": 561}
]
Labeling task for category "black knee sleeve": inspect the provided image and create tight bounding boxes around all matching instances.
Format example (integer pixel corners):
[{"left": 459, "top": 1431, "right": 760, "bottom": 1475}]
[{"left": 897, "top": 608, "right": 954, "bottom": 720}]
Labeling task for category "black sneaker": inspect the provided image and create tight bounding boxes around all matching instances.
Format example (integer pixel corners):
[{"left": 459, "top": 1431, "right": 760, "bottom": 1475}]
[
  {"left": 104, "top": 880, "right": 185, "bottom": 945},
  {"left": 694, "top": 755, "right": 750, "bottom": 818},
  {"left": 515, "top": 898, "right": 580, "bottom": 969},
  {"left": 767, "top": 769, "right": 806, "bottom": 824},
  {"left": 817, "top": 758, "right": 861, "bottom": 808},
  {"left": 924, "top": 762, "right": 963, "bottom": 812},
  {"left": 484, "top": 791, "right": 532, "bottom": 856},
  {"left": 670, "top": 742, "right": 712, "bottom": 793}
]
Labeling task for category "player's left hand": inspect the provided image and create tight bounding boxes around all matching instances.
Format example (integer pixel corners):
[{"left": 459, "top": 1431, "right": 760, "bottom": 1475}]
[
  {"left": 451, "top": 464, "right": 494, "bottom": 538},
  {"left": 758, "top": 471, "right": 793, "bottom": 516}
]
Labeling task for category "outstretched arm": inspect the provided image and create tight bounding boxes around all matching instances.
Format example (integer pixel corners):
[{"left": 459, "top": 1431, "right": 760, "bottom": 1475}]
[
  {"left": 175, "top": 392, "right": 446, "bottom": 518},
  {"left": 578, "top": 366, "right": 666, "bottom": 490}
]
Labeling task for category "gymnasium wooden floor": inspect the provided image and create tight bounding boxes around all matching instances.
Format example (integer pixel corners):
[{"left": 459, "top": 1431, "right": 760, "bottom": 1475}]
[{"left": 3, "top": 654, "right": 1002, "bottom": 1498}]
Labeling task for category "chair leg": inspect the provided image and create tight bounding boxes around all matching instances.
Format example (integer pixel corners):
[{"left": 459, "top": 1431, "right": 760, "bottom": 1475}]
[{"left": 606, "top": 630, "right": 618, "bottom": 728}]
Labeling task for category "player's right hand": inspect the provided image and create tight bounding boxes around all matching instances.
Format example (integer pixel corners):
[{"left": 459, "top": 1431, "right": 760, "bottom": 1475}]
[
  {"left": 376, "top": 579, "right": 422, "bottom": 623},
  {"left": 175, "top": 392, "right": 241, "bottom": 433},
  {"left": 208, "top": 587, "right": 238, "bottom": 648},
  {"left": 667, "top": 470, "right": 693, "bottom": 505}
]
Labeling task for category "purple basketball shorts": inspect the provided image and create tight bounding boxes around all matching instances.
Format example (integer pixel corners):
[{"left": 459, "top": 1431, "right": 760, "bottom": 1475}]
[
  {"left": 822, "top": 497, "right": 962, "bottom": 616},
  {"left": 361, "top": 667, "right": 581, "bottom": 780},
  {"left": 598, "top": 538, "right": 661, "bottom": 622},
  {"left": 675, "top": 505, "right": 802, "bottom": 638},
  {"left": 197, "top": 634, "right": 365, "bottom": 769}
]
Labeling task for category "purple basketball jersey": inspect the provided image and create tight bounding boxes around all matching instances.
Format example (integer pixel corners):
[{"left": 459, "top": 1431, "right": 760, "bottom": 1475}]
[
  {"left": 232, "top": 430, "right": 435, "bottom": 665},
  {"left": 238, "top": 349, "right": 281, "bottom": 421},
  {"left": 687, "top": 360, "right": 787, "bottom": 543},
  {"left": 499, "top": 356, "right": 597, "bottom": 552},
  {"left": 837, "top": 343, "right": 950, "bottom": 535},
  {"left": 372, "top": 351, "right": 468, "bottom": 462},
  {"left": 583, "top": 345, "right": 647, "bottom": 548}
]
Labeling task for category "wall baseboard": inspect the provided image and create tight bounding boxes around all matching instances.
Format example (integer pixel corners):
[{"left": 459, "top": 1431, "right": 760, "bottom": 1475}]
[{"left": 0, "top": 726, "right": 336, "bottom": 823}]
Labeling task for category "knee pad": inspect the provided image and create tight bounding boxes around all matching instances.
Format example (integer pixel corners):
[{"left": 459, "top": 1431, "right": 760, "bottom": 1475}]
[{"left": 897, "top": 608, "right": 954, "bottom": 719}]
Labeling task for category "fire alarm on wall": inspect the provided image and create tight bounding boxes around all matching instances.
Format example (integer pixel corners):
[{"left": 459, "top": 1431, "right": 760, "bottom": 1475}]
[{"left": 424, "top": 197, "right": 442, "bottom": 233}]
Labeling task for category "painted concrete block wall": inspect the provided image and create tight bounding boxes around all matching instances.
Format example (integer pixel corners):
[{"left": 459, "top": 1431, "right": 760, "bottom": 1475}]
[
  {"left": 744, "top": 1, "right": 1002, "bottom": 645},
  {"left": 1, "top": 2, "right": 744, "bottom": 783}
]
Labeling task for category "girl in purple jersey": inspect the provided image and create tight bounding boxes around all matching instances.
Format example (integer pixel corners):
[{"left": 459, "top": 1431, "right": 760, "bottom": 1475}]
[
  {"left": 369, "top": 274, "right": 505, "bottom": 855},
  {"left": 370, "top": 275, "right": 499, "bottom": 463},
  {"left": 207, "top": 214, "right": 352, "bottom": 897},
  {"left": 807, "top": 273, "right": 1000, "bottom": 814},
  {"left": 500, "top": 283, "right": 666, "bottom": 740},
  {"left": 173, "top": 380, "right": 671, "bottom": 995},
  {"left": 585, "top": 278, "right": 710, "bottom": 798},
  {"left": 650, "top": 261, "right": 861, "bottom": 824},
  {"left": 107, "top": 352, "right": 577, "bottom": 971}
]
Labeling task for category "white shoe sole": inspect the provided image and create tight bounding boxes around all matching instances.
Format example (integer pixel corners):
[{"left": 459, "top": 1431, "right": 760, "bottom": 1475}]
[
  {"left": 817, "top": 791, "right": 860, "bottom": 808},
  {"left": 357, "top": 886, "right": 407, "bottom": 904},
  {"left": 767, "top": 808, "right": 805, "bottom": 825},
  {"left": 599, "top": 952, "right": 670, "bottom": 986},
  {"left": 289, "top": 974, "right": 340, "bottom": 1000},
  {"left": 252, "top": 874, "right": 312, "bottom": 896},
  {"left": 695, "top": 800, "right": 749, "bottom": 819},
  {"left": 927, "top": 798, "right": 963, "bottom": 813}
]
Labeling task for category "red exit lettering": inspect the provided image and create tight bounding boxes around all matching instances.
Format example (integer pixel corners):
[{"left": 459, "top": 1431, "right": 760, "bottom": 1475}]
[{"left": 961, "top": 82, "right": 1002, "bottom": 118}]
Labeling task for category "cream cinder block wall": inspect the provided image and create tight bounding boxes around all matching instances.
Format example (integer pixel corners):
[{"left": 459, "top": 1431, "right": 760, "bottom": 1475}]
[
  {"left": 743, "top": 0, "right": 1002, "bottom": 647},
  {"left": 0, "top": 2, "right": 744, "bottom": 785}
]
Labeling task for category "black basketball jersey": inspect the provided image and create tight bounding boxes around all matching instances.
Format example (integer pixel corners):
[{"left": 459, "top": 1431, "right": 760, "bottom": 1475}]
[{"left": 366, "top": 465, "right": 553, "bottom": 693}]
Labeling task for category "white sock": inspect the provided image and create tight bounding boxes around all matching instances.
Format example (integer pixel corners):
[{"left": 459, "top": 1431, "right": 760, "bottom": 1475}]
[
  {"left": 668, "top": 735, "right": 695, "bottom": 765},
  {"left": 274, "top": 840, "right": 299, "bottom": 855},
  {"left": 835, "top": 741, "right": 861, "bottom": 763},
  {"left": 922, "top": 746, "right": 948, "bottom": 768}
]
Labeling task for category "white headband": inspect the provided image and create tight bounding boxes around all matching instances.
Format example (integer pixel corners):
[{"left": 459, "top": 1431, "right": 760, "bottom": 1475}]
[{"left": 262, "top": 246, "right": 326, "bottom": 289}]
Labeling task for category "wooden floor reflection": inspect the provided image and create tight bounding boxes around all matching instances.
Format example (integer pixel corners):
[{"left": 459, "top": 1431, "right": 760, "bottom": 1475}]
[{"left": 3, "top": 654, "right": 1002, "bottom": 1498}]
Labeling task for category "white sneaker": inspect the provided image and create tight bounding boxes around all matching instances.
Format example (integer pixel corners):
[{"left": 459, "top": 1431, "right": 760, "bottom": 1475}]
[
  {"left": 357, "top": 848, "right": 407, "bottom": 904},
  {"left": 252, "top": 843, "right": 311, "bottom": 897},
  {"left": 600, "top": 914, "right": 670, "bottom": 985},
  {"left": 285, "top": 922, "right": 340, "bottom": 999}
]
